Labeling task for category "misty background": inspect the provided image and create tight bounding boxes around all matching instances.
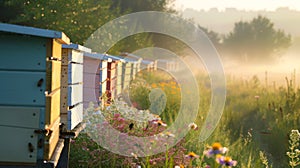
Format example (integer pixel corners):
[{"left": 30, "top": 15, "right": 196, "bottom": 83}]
[
  {"left": 1, "top": 1, "right": 299, "bottom": 87},
  {"left": 178, "top": 7, "right": 300, "bottom": 87}
]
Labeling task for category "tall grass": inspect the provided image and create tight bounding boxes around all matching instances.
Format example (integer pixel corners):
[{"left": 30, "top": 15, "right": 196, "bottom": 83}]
[{"left": 70, "top": 71, "right": 299, "bottom": 168}]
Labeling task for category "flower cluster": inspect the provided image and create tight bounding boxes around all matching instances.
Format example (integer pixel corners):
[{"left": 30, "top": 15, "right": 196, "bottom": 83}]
[
  {"left": 203, "top": 142, "right": 228, "bottom": 157},
  {"left": 185, "top": 152, "right": 200, "bottom": 159},
  {"left": 216, "top": 155, "right": 237, "bottom": 167},
  {"left": 286, "top": 129, "right": 300, "bottom": 167},
  {"left": 203, "top": 142, "right": 237, "bottom": 167}
]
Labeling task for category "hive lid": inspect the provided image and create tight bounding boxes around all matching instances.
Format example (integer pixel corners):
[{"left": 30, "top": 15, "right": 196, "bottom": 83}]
[
  {"left": 62, "top": 43, "right": 92, "bottom": 53},
  {"left": 0, "top": 23, "right": 70, "bottom": 44}
]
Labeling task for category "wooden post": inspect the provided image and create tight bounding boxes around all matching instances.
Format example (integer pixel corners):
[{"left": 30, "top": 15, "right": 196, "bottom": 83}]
[{"left": 56, "top": 139, "right": 71, "bottom": 168}]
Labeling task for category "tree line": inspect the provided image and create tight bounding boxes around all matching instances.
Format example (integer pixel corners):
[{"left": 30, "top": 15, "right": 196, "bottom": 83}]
[{"left": 0, "top": 0, "right": 291, "bottom": 63}]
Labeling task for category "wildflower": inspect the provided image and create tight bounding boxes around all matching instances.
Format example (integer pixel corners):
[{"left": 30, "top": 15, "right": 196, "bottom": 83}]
[
  {"left": 153, "top": 114, "right": 161, "bottom": 120},
  {"left": 117, "top": 117, "right": 125, "bottom": 122},
  {"left": 114, "top": 113, "right": 120, "bottom": 118},
  {"left": 289, "top": 129, "right": 300, "bottom": 145},
  {"left": 185, "top": 152, "right": 199, "bottom": 159},
  {"left": 131, "top": 152, "right": 138, "bottom": 159},
  {"left": 150, "top": 140, "right": 155, "bottom": 144},
  {"left": 153, "top": 120, "right": 167, "bottom": 127},
  {"left": 203, "top": 142, "right": 228, "bottom": 157},
  {"left": 254, "top": 95, "right": 260, "bottom": 99},
  {"left": 216, "top": 155, "right": 237, "bottom": 167},
  {"left": 149, "top": 159, "right": 157, "bottom": 165},
  {"left": 188, "top": 123, "right": 198, "bottom": 130},
  {"left": 117, "top": 125, "right": 125, "bottom": 131},
  {"left": 287, "top": 129, "right": 300, "bottom": 167},
  {"left": 165, "top": 131, "right": 175, "bottom": 138},
  {"left": 174, "top": 164, "right": 185, "bottom": 168}
]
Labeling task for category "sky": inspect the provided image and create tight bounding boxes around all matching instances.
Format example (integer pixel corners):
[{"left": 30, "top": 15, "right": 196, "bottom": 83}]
[{"left": 174, "top": 0, "right": 300, "bottom": 11}]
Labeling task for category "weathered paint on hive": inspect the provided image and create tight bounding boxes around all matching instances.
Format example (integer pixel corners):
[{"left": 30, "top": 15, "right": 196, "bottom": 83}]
[
  {"left": 0, "top": 106, "right": 41, "bottom": 129},
  {"left": 68, "top": 84, "right": 83, "bottom": 106},
  {"left": 68, "top": 103, "right": 83, "bottom": 130},
  {"left": 61, "top": 46, "right": 84, "bottom": 130},
  {"left": 0, "top": 35, "right": 47, "bottom": 71},
  {"left": 0, "top": 71, "right": 46, "bottom": 106},
  {"left": 61, "top": 47, "right": 84, "bottom": 66},
  {"left": 0, "top": 23, "right": 68, "bottom": 164},
  {"left": 68, "top": 63, "right": 83, "bottom": 84},
  {"left": 0, "top": 126, "right": 38, "bottom": 163},
  {"left": 0, "top": 106, "right": 43, "bottom": 163}
]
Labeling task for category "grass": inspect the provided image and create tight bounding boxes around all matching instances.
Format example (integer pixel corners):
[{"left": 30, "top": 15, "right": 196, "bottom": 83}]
[{"left": 70, "top": 70, "right": 300, "bottom": 168}]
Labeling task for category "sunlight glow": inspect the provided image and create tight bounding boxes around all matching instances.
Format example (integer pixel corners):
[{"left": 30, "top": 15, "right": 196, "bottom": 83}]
[{"left": 175, "top": 0, "right": 300, "bottom": 11}]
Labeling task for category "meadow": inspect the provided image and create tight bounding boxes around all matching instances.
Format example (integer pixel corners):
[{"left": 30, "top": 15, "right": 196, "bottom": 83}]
[{"left": 69, "top": 70, "right": 300, "bottom": 168}]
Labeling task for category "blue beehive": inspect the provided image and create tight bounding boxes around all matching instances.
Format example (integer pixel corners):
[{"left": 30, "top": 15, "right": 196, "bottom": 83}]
[
  {"left": 61, "top": 44, "right": 90, "bottom": 130},
  {"left": 0, "top": 23, "right": 69, "bottom": 165}
]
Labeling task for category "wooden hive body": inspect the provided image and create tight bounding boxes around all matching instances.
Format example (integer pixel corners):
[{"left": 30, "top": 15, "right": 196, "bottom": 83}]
[
  {"left": 0, "top": 23, "right": 69, "bottom": 166},
  {"left": 82, "top": 52, "right": 107, "bottom": 109},
  {"left": 61, "top": 44, "right": 88, "bottom": 130}
]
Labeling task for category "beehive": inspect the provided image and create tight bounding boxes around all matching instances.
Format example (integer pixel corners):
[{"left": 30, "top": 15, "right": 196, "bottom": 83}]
[
  {"left": 120, "top": 53, "right": 142, "bottom": 77},
  {"left": 122, "top": 61, "right": 132, "bottom": 90},
  {"left": 61, "top": 44, "right": 88, "bottom": 130},
  {"left": 104, "top": 55, "right": 121, "bottom": 102},
  {"left": 0, "top": 23, "right": 69, "bottom": 165},
  {"left": 82, "top": 52, "right": 107, "bottom": 109},
  {"left": 116, "top": 58, "right": 124, "bottom": 96},
  {"left": 99, "top": 57, "right": 108, "bottom": 102}
]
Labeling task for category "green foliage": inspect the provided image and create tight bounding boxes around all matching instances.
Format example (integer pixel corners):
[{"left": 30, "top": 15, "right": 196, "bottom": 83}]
[
  {"left": 128, "top": 78, "right": 151, "bottom": 110},
  {"left": 0, "top": 0, "right": 175, "bottom": 54},
  {"left": 111, "top": 0, "right": 175, "bottom": 13},
  {"left": 2, "top": 0, "right": 117, "bottom": 44},
  {"left": 224, "top": 15, "right": 292, "bottom": 63}
]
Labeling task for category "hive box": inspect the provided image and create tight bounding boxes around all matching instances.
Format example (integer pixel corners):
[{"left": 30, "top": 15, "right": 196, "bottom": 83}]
[
  {"left": 82, "top": 52, "right": 108, "bottom": 109},
  {"left": 61, "top": 44, "right": 89, "bottom": 130},
  {"left": 104, "top": 55, "right": 122, "bottom": 102},
  {"left": 0, "top": 23, "right": 69, "bottom": 165}
]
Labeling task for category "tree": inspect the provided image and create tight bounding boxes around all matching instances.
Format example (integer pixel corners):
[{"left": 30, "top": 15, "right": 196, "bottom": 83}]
[
  {"left": 0, "top": 0, "right": 177, "bottom": 54},
  {"left": 224, "top": 15, "right": 291, "bottom": 63},
  {"left": 2, "top": 0, "right": 117, "bottom": 45},
  {"left": 108, "top": 0, "right": 177, "bottom": 55},
  {"left": 111, "top": 0, "right": 175, "bottom": 13},
  {"left": 198, "top": 25, "right": 222, "bottom": 50}
]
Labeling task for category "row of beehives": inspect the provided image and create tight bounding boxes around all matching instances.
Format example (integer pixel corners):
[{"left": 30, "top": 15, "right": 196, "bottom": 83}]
[
  {"left": 0, "top": 23, "right": 175, "bottom": 167},
  {"left": 81, "top": 51, "right": 156, "bottom": 110}
]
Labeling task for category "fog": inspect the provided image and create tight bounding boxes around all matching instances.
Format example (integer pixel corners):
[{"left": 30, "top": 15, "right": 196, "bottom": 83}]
[{"left": 177, "top": 8, "right": 300, "bottom": 88}]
